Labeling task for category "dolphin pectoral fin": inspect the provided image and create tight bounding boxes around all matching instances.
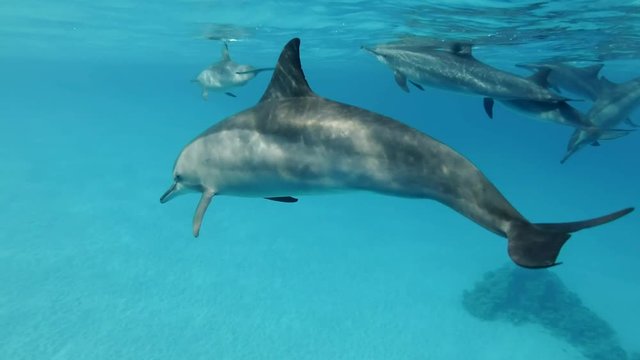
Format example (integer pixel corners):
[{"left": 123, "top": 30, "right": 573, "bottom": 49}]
[
  {"left": 507, "top": 207, "right": 634, "bottom": 268},
  {"left": 225, "top": 92, "right": 237, "bottom": 98},
  {"left": 265, "top": 196, "right": 299, "bottom": 203},
  {"left": 409, "top": 80, "right": 424, "bottom": 91},
  {"left": 236, "top": 67, "right": 275, "bottom": 75},
  {"left": 394, "top": 71, "right": 410, "bottom": 93},
  {"left": 483, "top": 97, "right": 494, "bottom": 119},
  {"left": 202, "top": 89, "right": 209, "bottom": 100},
  {"left": 625, "top": 118, "right": 639, "bottom": 127},
  {"left": 591, "top": 141, "right": 601, "bottom": 146},
  {"left": 193, "top": 190, "right": 215, "bottom": 238}
]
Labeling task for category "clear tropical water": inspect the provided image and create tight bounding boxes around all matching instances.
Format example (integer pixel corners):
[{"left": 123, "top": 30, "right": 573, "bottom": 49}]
[{"left": 1, "top": 1, "right": 639, "bottom": 359}]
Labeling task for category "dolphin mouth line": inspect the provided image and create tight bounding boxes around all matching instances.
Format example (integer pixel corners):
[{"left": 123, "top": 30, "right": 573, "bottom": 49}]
[{"left": 160, "top": 183, "right": 177, "bottom": 204}]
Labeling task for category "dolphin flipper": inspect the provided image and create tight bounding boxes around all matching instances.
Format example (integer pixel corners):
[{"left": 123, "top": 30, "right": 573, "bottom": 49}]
[
  {"left": 202, "top": 88, "right": 209, "bottom": 100},
  {"left": 507, "top": 207, "right": 634, "bottom": 268},
  {"left": 483, "top": 97, "right": 494, "bottom": 119},
  {"left": 394, "top": 71, "right": 410, "bottom": 92},
  {"left": 193, "top": 191, "right": 214, "bottom": 237},
  {"left": 265, "top": 196, "right": 299, "bottom": 203}
]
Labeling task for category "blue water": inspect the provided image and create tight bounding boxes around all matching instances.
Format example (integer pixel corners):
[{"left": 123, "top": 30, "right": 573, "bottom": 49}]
[{"left": 1, "top": 1, "right": 639, "bottom": 359}]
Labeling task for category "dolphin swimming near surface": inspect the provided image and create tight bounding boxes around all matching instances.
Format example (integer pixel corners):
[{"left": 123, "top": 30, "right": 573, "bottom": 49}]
[
  {"left": 484, "top": 97, "right": 590, "bottom": 128},
  {"left": 194, "top": 42, "right": 274, "bottom": 100},
  {"left": 561, "top": 76, "right": 640, "bottom": 163},
  {"left": 363, "top": 41, "right": 569, "bottom": 104},
  {"left": 161, "top": 38, "right": 633, "bottom": 269},
  {"left": 517, "top": 62, "right": 608, "bottom": 101}
]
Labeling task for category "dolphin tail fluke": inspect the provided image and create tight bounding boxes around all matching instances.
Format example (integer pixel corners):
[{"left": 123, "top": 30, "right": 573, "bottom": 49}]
[
  {"left": 507, "top": 207, "right": 634, "bottom": 268},
  {"left": 236, "top": 67, "right": 275, "bottom": 75}
]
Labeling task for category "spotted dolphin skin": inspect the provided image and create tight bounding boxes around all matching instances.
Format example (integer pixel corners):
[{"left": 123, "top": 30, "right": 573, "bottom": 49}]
[
  {"left": 362, "top": 41, "right": 568, "bottom": 103},
  {"left": 562, "top": 76, "right": 640, "bottom": 163},
  {"left": 162, "top": 38, "right": 633, "bottom": 269},
  {"left": 194, "top": 42, "right": 274, "bottom": 100}
]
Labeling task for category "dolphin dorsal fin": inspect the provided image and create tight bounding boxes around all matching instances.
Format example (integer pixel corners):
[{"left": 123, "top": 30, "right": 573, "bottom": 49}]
[
  {"left": 583, "top": 63, "right": 604, "bottom": 76},
  {"left": 451, "top": 42, "right": 473, "bottom": 57},
  {"left": 221, "top": 42, "right": 231, "bottom": 61},
  {"left": 259, "top": 38, "right": 314, "bottom": 103},
  {"left": 528, "top": 68, "right": 552, "bottom": 88}
]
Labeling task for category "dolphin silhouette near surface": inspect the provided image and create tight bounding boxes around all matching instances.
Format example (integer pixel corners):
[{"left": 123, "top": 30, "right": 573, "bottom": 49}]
[
  {"left": 562, "top": 76, "right": 640, "bottom": 163},
  {"left": 194, "top": 42, "right": 274, "bottom": 100},
  {"left": 162, "top": 38, "right": 634, "bottom": 269}
]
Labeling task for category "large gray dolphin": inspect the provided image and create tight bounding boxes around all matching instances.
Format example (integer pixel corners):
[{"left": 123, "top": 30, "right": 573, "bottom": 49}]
[
  {"left": 363, "top": 41, "right": 568, "bottom": 103},
  {"left": 161, "top": 38, "right": 633, "bottom": 269},
  {"left": 517, "top": 62, "right": 607, "bottom": 101},
  {"left": 194, "top": 42, "right": 274, "bottom": 100},
  {"left": 562, "top": 76, "right": 640, "bottom": 163}
]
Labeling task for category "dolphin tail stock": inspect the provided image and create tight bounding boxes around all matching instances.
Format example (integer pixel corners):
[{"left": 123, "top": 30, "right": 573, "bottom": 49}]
[
  {"left": 236, "top": 67, "right": 276, "bottom": 75},
  {"left": 506, "top": 207, "right": 634, "bottom": 268}
]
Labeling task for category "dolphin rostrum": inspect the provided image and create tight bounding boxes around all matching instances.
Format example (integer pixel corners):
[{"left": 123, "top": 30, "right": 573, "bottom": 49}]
[
  {"left": 363, "top": 41, "right": 568, "bottom": 103},
  {"left": 162, "top": 38, "right": 633, "bottom": 269},
  {"left": 194, "top": 42, "right": 274, "bottom": 100},
  {"left": 562, "top": 76, "right": 640, "bottom": 163}
]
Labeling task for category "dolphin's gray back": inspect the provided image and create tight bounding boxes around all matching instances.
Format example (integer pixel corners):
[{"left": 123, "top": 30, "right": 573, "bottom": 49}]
[
  {"left": 370, "top": 46, "right": 563, "bottom": 102},
  {"left": 586, "top": 77, "right": 640, "bottom": 127}
]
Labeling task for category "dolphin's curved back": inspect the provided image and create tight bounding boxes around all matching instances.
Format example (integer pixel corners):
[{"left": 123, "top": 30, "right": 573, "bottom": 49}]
[{"left": 259, "top": 38, "right": 314, "bottom": 103}]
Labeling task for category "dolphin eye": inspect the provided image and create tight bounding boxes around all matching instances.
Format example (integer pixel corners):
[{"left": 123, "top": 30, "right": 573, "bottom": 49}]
[{"left": 174, "top": 174, "right": 182, "bottom": 182}]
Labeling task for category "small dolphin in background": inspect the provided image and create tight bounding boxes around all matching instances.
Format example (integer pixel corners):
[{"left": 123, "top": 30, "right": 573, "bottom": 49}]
[
  {"left": 194, "top": 42, "right": 274, "bottom": 100},
  {"left": 363, "top": 41, "right": 569, "bottom": 103},
  {"left": 517, "top": 62, "right": 607, "bottom": 101},
  {"left": 161, "top": 38, "right": 634, "bottom": 269},
  {"left": 562, "top": 76, "right": 640, "bottom": 163}
]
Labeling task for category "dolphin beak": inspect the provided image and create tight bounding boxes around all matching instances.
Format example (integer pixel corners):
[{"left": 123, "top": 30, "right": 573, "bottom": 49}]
[
  {"left": 361, "top": 46, "right": 378, "bottom": 55},
  {"left": 160, "top": 182, "right": 178, "bottom": 204},
  {"left": 560, "top": 148, "right": 578, "bottom": 164}
]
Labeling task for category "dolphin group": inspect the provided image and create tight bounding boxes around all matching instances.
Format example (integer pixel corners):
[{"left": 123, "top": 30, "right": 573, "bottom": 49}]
[
  {"left": 562, "top": 76, "right": 640, "bottom": 162},
  {"left": 362, "top": 41, "right": 592, "bottom": 129},
  {"left": 162, "top": 38, "right": 633, "bottom": 269},
  {"left": 194, "top": 42, "right": 274, "bottom": 100},
  {"left": 365, "top": 40, "right": 639, "bottom": 162}
]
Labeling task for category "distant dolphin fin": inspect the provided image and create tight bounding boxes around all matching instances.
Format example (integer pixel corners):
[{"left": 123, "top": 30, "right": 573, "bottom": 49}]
[
  {"left": 409, "top": 80, "right": 424, "bottom": 91},
  {"left": 265, "top": 196, "right": 299, "bottom": 203},
  {"left": 259, "top": 38, "right": 314, "bottom": 103},
  {"left": 236, "top": 67, "right": 275, "bottom": 75},
  {"left": 394, "top": 71, "right": 410, "bottom": 92},
  {"left": 225, "top": 92, "right": 237, "bottom": 98},
  {"left": 506, "top": 207, "right": 634, "bottom": 268},
  {"left": 483, "top": 97, "right": 494, "bottom": 119},
  {"left": 450, "top": 42, "right": 473, "bottom": 57},
  {"left": 528, "top": 68, "right": 552, "bottom": 88},
  {"left": 583, "top": 63, "right": 604, "bottom": 76},
  {"left": 193, "top": 190, "right": 214, "bottom": 237},
  {"left": 591, "top": 141, "right": 601, "bottom": 146},
  {"left": 624, "top": 118, "right": 639, "bottom": 127},
  {"left": 221, "top": 41, "right": 231, "bottom": 61}
]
